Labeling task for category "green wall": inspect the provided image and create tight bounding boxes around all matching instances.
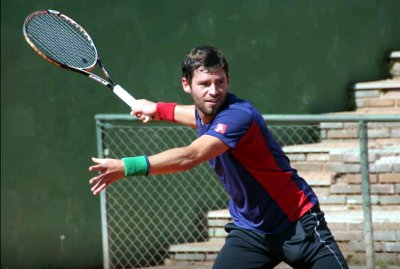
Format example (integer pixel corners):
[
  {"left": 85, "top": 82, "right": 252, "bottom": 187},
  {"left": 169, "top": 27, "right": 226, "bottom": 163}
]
[{"left": 1, "top": 0, "right": 399, "bottom": 268}]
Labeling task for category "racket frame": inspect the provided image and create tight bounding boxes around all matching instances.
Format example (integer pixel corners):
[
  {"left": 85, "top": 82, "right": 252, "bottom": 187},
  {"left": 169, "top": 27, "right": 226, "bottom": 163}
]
[
  {"left": 23, "top": 9, "right": 152, "bottom": 121},
  {"left": 23, "top": 10, "right": 115, "bottom": 89}
]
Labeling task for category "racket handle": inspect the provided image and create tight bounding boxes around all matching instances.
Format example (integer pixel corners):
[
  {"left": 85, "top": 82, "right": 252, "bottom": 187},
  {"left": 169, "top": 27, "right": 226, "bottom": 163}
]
[{"left": 113, "top": 85, "right": 152, "bottom": 122}]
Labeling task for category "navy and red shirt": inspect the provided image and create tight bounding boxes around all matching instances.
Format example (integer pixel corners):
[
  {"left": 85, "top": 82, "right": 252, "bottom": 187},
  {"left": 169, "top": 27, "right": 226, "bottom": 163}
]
[{"left": 196, "top": 93, "right": 319, "bottom": 234}]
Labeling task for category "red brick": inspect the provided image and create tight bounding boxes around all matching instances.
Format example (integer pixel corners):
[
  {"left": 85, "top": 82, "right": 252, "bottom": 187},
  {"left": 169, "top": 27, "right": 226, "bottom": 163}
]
[
  {"left": 327, "top": 129, "right": 359, "bottom": 139},
  {"left": 336, "top": 174, "right": 378, "bottom": 184},
  {"left": 364, "top": 98, "right": 396, "bottom": 107},
  {"left": 379, "top": 173, "right": 400, "bottom": 183},
  {"left": 330, "top": 184, "right": 361, "bottom": 194}
]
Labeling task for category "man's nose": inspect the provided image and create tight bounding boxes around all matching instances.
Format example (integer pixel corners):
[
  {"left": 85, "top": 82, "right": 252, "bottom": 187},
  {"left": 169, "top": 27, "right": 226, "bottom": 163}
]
[{"left": 208, "top": 83, "right": 218, "bottom": 95}]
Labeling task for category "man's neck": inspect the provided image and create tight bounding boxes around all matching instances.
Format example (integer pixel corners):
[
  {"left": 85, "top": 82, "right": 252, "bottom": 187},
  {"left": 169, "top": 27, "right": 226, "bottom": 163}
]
[{"left": 197, "top": 110, "right": 215, "bottom": 125}]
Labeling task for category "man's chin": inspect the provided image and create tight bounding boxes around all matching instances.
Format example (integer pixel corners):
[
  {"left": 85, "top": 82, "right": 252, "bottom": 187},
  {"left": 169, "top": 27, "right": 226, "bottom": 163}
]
[{"left": 197, "top": 107, "right": 218, "bottom": 117}]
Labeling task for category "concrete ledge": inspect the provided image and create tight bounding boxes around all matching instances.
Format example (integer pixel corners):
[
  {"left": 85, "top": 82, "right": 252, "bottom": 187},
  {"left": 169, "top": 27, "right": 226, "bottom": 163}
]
[
  {"left": 207, "top": 209, "right": 230, "bottom": 219},
  {"left": 284, "top": 141, "right": 359, "bottom": 153},
  {"left": 206, "top": 206, "right": 400, "bottom": 225},
  {"left": 283, "top": 142, "right": 350, "bottom": 153},
  {"left": 390, "top": 51, "right": 400, "bottom": 59},
  {"left": 169, "top": 241, "right": 224, "bottom": 253},
  {"left": 354, "top": 78, "right": 400, "bottom": 90},
  {"left": 332, "top": 108, "right": 400, "bottom": 115},
  {"left": 300, "top": 172, "right": 334, "bottom": 186},
  {"left": 324, "top": 207, "right": 400, "bottom": 224}
]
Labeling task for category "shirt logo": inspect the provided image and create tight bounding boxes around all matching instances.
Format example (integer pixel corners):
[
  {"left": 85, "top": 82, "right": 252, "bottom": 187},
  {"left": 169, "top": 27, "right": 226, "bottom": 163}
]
[{"left": 215, "top": 123, "right": 228, "bottom": 134}]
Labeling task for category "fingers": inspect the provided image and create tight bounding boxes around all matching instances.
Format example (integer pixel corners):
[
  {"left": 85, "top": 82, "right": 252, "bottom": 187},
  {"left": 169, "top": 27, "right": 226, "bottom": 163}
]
[
  {"left": 130, "top": 100, "right": 145, "bottom": 118},
  {"left": 89, "top": 157, "right": 107, "bottom": 172},
  {"left": 89, "top": 172, "right": 107, "bottom": 195},
  {"left": 141, "top": 114, "right": 154, "bottom": 123},
  {"left": 89, "top": 173, "right": 102, "bottom": 185},
  {"left": 130, "top": 112, "right": 153, "bottom": 124},
  {"left": 88, "top": 157, "right": 124, "bottom": 195},
  {"left": 129, "top": 99, "right": 157, "bottom": 123},
  {"left": 91, "top": 157, "right": 104, "bottom": 165},
  {"left": 91, "top": 180, "right": 106, "bottom": 195},
  {"left": 89, "top": 157, "right": 106, "bottom": 195},
  {"left": 93, "top": 183, "right": 106, "bottom": 195},
  {"left": 131, "top": 111, "right": 143, "bottom": 118},
  {"left": 89, "top": 164, "right": 102, "bottom": 172}
]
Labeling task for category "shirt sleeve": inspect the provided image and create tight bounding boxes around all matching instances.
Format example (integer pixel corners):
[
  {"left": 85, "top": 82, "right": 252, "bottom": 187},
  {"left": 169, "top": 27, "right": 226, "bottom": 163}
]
[{"left": 205, "top": 107, "right": 253, "bottom": 149}]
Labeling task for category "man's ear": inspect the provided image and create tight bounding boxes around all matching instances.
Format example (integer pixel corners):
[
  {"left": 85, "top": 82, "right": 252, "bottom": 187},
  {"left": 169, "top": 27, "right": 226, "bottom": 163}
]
[{"left": 181, "top": 77, "right": 191, "bottom": 94}]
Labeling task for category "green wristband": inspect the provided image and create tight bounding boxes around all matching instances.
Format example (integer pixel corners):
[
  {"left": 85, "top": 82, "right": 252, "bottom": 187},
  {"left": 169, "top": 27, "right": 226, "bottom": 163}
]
[{"left": 122, "top": 156, "right": 149, "bottom": 177}]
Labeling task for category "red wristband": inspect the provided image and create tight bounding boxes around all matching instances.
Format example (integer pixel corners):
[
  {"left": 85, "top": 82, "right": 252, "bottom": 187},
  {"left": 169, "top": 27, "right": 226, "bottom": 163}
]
[{"left": 156, "top": 102, "right": 177, "bottom": 122}]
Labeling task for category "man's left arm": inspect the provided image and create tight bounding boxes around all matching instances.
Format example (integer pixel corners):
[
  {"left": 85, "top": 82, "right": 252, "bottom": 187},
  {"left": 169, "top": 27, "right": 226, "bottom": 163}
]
[
  {"left": 89, "top": 135, "right": 229, "bottom": 195},
  {"left": 148, "top": 135, "right": 228, "bottom": 174}
]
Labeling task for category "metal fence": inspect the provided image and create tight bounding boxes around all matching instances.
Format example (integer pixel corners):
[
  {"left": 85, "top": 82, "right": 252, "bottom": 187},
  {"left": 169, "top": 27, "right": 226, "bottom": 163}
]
[{"left": 95, "top": 114, "right": 400, "bottom": 269}]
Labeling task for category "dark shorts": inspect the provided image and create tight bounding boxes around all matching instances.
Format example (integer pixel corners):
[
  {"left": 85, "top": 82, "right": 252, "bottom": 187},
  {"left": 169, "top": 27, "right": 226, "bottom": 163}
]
[{"left": 212, "top": 207, "right": 349, "bottom": 269}]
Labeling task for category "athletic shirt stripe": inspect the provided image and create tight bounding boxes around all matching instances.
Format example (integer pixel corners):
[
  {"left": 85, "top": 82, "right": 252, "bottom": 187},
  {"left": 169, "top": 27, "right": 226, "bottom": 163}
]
[
  {"left": 196, "top": 93, "right": 318, "bottom": 234},
  {"left": 230, "top": 122, "right": 315, "bottom": 223}
]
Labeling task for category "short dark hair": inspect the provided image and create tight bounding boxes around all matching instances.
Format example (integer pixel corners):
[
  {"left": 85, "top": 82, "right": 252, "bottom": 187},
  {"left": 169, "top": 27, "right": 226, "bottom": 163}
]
[{"left": 182, "top": 46, "right": 229, "bottom": 84}]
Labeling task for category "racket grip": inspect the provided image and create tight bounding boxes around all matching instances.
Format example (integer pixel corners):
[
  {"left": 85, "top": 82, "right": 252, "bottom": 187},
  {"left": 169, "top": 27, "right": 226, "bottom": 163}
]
[{"left": 113, "top": 85, "right": 152, "bottom": 122}]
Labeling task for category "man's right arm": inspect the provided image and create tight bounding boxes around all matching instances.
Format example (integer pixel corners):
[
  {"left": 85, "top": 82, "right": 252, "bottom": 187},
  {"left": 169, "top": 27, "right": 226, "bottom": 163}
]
[
  {"left": 173, "top": 105, "right": 196, "bottom": 127},
  {"left": 131, "top": 100, "right": 196, "bottom": 128}
]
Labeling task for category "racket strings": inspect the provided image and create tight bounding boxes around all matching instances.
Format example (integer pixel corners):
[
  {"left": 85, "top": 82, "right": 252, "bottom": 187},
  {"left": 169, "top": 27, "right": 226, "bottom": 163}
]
[{"left": 25, "top": 13, "right": 97, "bottom": 69}]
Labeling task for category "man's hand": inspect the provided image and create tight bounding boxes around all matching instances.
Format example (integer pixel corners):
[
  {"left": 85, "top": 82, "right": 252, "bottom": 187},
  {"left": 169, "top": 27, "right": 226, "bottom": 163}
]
[
  {"left": 131, "top": 99, "right": 157, "bottom": 123},
  {"left": 88, "top": 157, "right": 125, "bottom": 195}
]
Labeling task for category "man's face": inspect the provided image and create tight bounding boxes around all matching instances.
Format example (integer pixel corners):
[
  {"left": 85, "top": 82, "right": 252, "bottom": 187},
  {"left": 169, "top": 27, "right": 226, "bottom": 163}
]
[{"left": 182, "top": 68, "right": 229, "bottom": 123}]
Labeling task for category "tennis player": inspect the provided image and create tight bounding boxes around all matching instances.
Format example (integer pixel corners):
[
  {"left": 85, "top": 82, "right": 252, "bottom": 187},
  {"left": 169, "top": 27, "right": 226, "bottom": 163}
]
[{"left": 89, "top": 45, "right": 348, "bottom": 269}]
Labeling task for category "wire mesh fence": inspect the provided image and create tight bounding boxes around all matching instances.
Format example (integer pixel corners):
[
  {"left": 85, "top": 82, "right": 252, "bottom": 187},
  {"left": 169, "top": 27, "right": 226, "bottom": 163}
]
[
  {"left": 97, "top": 121, "right": 228, "bottom": 268},
  {"left": 95, "top": 114, "right": 400, "bottom": 269}
]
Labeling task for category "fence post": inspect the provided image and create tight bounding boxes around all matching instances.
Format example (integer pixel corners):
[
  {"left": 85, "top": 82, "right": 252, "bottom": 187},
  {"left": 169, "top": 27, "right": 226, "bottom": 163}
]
[
  {"left": 359, "top": 120, "right": 374, "bottom": 269},
  {"left": 96, "top": 119, "right": 110, "bottom": 269}
]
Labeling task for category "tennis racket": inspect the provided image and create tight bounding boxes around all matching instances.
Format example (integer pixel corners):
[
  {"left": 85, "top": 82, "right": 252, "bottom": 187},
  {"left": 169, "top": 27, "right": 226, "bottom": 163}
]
[{"left": 23, "top": 9, "right": 152, "bottom": 122}]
